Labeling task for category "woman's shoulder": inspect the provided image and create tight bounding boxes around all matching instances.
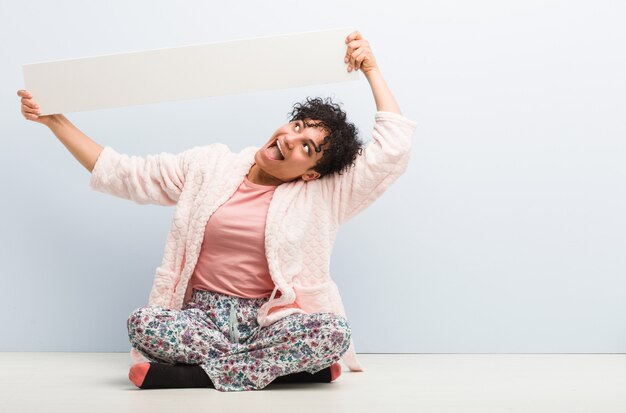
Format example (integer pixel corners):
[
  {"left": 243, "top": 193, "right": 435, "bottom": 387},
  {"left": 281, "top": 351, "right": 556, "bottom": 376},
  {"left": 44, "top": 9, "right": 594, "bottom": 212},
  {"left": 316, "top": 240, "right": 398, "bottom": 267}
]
[
  {"left": 187, "top": 142, "right": 232, "bottom": 156},
  {"left": 182, "top": 142, "right": 234, "bottom": 164}
]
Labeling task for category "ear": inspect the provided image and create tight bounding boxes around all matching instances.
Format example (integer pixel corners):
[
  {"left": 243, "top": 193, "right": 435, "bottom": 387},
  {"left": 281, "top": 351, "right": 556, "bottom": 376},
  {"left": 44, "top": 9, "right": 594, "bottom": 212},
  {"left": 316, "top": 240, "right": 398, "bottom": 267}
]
[{"left": 301, "top": 170, "right": 321, "bottom": 182}]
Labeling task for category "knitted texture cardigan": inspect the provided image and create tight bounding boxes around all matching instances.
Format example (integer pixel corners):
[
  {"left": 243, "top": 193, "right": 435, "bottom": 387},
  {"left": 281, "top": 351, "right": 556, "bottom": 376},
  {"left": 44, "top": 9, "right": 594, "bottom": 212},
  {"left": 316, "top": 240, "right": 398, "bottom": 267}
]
[{"left": 89, "top": 111, "right": 417, "bottom": 372}]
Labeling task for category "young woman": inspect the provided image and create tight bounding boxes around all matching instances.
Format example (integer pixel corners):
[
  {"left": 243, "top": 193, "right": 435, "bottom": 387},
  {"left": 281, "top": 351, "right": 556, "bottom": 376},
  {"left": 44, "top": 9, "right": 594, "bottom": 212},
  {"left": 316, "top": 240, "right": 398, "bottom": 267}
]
[{"left": 17, "top": 30, "right": 417, "bottom": 392}]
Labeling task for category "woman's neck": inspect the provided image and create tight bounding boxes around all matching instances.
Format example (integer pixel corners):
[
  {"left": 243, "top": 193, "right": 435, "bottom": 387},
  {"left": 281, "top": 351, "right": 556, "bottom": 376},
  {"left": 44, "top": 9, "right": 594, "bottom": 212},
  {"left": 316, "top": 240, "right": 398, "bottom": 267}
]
[{"left": 247, "top": 163, "right": 283, "bottom": 186}]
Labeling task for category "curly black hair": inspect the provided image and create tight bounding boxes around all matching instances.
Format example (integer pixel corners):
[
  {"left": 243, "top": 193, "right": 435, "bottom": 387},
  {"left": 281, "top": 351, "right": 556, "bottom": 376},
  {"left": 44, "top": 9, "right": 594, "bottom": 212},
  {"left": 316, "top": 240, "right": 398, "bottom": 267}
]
[{"left": 288, "top": 97, "right": 364, "bottom": 178}]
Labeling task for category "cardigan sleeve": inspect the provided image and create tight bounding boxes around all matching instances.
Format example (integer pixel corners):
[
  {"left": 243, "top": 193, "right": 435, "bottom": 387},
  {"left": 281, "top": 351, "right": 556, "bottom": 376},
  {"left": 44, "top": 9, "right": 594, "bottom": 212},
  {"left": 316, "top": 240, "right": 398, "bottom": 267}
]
[
  {"left": 331, "top": 111, "right": 417, "bottom": 224},
  {"left": 89, "top": 145, "right": 199, "bottom": 206}
]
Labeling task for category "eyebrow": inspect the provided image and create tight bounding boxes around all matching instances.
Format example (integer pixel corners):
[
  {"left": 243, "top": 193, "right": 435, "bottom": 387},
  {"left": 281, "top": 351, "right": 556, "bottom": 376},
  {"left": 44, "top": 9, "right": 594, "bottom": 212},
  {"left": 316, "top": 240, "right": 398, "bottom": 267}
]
[{"left": 297, "top": 120, "right": 320, "bottom": 157}]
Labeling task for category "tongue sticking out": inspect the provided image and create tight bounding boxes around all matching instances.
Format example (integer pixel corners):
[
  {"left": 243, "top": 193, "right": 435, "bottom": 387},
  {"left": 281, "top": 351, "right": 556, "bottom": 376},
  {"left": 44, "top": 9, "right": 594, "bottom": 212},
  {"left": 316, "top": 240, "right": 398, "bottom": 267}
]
[{"left": 267, "top": 144, "right": 284, "bottom": 161}]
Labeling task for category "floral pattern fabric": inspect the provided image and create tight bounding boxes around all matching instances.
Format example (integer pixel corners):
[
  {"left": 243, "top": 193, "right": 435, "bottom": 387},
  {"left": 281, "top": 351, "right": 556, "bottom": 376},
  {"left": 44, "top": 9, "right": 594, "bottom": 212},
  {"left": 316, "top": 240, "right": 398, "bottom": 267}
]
[{"left": 127, "top": 288, "right": 352, "bottom": 391}]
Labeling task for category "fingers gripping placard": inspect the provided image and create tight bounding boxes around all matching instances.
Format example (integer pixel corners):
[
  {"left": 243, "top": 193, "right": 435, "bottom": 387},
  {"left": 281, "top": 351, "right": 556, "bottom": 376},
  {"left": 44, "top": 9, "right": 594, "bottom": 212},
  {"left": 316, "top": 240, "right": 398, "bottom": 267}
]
[{"left": 22, "top": 28, "right": 359, "bottom": 116}]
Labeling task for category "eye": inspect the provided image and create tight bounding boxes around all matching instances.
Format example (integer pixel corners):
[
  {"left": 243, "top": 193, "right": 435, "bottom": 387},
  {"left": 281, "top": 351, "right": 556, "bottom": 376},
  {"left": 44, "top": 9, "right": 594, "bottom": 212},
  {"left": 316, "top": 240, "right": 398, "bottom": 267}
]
[
  {"left": 294, "top": 123, "right": 301, "bottom": 131},
  {"left": 303, "top": 143, "right": 310, "bottom": 154}
]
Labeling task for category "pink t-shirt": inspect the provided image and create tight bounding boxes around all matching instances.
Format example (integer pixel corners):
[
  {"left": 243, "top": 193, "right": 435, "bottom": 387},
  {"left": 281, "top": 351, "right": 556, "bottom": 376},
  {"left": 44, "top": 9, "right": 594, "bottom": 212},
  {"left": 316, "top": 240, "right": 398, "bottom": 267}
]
[{"left": 190, "top": 175, "right": 278, "bottom": 298}]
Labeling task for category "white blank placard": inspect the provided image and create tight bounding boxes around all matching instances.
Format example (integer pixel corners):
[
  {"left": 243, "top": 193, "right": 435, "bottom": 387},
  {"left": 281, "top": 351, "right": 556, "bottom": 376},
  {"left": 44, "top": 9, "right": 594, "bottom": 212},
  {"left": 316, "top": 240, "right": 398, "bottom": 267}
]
[{"left": 22, "top": 27, "right": 359, "bottom": 115}]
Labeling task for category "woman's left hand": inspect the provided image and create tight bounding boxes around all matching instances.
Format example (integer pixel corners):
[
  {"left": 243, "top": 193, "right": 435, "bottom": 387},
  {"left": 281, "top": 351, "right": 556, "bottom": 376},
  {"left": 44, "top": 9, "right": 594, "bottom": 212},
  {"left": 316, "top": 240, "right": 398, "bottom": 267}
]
[{"left": 344, "top": 31, "right": 378, "bottom": 74}]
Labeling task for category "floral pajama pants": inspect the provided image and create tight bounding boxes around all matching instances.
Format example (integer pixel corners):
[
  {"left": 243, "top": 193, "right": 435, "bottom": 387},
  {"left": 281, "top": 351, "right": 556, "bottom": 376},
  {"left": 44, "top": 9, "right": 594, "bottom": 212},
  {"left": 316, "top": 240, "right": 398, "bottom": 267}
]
[{"left": 127, "top": 288, "right": 352, "bottom": 392}]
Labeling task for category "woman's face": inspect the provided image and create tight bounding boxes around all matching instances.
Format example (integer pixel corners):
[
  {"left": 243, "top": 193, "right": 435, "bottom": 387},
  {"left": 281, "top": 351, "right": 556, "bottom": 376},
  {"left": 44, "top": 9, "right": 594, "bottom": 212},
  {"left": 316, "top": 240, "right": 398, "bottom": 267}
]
[{"left": 254, "top": 118, "right": 329, "bottom": 183}]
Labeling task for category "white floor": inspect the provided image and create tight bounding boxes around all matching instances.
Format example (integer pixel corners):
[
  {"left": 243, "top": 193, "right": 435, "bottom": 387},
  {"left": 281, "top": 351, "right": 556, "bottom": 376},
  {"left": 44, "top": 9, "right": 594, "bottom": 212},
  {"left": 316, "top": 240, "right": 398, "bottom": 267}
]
[{"left": 1, "top": 353, "right": 625, "bottom": 413}]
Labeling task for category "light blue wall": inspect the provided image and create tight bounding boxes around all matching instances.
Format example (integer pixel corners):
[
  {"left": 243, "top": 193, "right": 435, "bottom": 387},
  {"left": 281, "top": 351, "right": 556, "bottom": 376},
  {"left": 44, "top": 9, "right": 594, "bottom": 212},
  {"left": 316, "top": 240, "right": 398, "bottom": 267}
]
[{"left": 2, "top": 0, "right": 625, "bottom": 353}]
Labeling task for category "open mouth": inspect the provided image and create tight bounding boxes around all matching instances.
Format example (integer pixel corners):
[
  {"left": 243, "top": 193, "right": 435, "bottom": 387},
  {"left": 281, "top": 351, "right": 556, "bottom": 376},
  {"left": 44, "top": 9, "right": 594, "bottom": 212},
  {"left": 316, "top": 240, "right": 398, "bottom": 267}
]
[{"left": 265, "top": 139, "right": 285, "bottom": 161}]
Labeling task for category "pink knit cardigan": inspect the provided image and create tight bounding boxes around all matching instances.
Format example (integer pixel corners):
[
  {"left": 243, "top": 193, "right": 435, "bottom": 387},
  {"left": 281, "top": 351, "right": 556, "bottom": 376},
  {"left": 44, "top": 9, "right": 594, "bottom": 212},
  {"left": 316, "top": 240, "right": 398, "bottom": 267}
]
[{"left": 89, "top": 111, "right": 417, "bottom": 372}]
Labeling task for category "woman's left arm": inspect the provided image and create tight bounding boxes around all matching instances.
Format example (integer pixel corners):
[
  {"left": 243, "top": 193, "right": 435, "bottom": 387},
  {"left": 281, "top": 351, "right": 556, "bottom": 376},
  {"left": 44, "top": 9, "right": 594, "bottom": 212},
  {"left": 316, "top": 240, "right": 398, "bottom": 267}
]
[
  {"left": 344, "top": 31, "right": 402, "bottom": 115},
  {"left": 328, "top": 32, "right": 416, "bottom": 225}
]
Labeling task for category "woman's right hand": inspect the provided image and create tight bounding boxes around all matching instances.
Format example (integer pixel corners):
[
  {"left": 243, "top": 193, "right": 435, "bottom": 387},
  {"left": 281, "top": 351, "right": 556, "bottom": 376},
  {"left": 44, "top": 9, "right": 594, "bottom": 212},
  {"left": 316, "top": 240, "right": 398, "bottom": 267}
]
[{"left": 17, "top": 89, "right": 55, "bottom": 127}]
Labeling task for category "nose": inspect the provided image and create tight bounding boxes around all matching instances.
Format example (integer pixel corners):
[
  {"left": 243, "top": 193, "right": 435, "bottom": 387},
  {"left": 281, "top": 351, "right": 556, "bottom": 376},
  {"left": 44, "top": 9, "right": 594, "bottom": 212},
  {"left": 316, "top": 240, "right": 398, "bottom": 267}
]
[{"left": 284, "top": 135, "right": 294, "bottom": 150}]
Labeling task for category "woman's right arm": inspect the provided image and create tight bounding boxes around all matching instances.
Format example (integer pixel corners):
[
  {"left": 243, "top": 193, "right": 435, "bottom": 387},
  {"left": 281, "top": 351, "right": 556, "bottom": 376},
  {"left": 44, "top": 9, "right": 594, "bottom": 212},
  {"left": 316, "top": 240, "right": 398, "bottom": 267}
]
[
  {"left": 17, "top": 89, "right": 103, "bottom": 173},
  {"left": 18, "top": 88, "right": 202, "bottom": 206}
]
